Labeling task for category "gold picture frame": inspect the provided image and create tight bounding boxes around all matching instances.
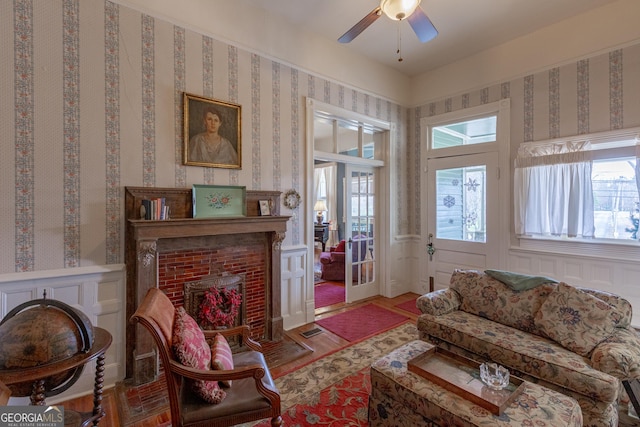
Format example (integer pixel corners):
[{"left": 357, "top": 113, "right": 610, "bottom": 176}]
[{"left": 183, "top": 92, "right": 241, "bottom": 169}]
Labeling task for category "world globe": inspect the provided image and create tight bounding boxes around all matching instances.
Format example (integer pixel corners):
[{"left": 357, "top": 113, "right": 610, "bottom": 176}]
[{"left": 0, "top": 294, "right": 94, "bottom": 397}]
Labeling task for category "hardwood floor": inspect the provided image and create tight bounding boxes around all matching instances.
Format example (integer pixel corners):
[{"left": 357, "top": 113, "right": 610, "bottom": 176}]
[{"left": 57, "top": 291, "right": 421, "bottom": 427}]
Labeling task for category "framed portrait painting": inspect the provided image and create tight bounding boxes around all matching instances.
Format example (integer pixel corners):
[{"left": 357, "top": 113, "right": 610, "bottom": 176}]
[{"left": 183, "top": 92, "right": 241, "bottom": 169}]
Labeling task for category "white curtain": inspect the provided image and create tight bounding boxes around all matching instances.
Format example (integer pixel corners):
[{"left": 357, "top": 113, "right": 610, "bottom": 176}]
[
  {"left": 314, "top": 165, "right": 338, "bottom": 246},
  {"left": 514, "top": 141, "right": 595, "bottom": 238},
  {"left": 314, "top": 168, "right": 323, "bottom": 203},
  {"left": 324, "top": 165, "right": 338, "bottom": 247},
  {"left": 636, "top": 145, "right": 640, "bottom": 196}
]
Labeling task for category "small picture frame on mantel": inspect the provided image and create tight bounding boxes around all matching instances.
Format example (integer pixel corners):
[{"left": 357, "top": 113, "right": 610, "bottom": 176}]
[{"left": 258, "top": 200, "right": 271, "bottom": 216}]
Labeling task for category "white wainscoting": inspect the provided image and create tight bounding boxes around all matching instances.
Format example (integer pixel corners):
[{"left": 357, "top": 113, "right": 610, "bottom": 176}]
[
  {"left": 509, "top": 247, "right": 640, "bottom": 327},
  {"left": 280, "top": 245, "right": 309, "bottom": 330},
  {"left": 0, "top": 265, "right": 125, "bottom": 404},
  {"left": 391, "top": 235, "right": 420, "bottom": 297}
]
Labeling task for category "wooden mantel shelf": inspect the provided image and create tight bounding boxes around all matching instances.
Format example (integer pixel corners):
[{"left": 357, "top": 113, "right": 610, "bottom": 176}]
[{"left": 128, "top": 216, "right": 289, "bottom": 240}]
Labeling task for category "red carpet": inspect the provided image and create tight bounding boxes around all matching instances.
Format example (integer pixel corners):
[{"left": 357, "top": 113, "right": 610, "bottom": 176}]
[
  {"left": 316, "top": 304, "right": 409, "bottom": 342},
  {"left": 315, "top": 282, "right": 345, "bottom": 308},
  {"left": 395, "top": 298, "right": 421, "bottom": 315}
]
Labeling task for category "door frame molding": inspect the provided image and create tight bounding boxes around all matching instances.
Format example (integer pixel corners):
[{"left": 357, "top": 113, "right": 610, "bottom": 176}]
[
  {"left": 306, "top": 98, "right": 392, "bottom": 323},
  {"left": 419, "top": 99, "right": 511, "bottom": 290}
]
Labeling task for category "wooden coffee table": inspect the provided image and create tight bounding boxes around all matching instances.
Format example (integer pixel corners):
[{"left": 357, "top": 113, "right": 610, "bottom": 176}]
[{"left": 369, "top": 340, "right": 583, "bottom": 426}]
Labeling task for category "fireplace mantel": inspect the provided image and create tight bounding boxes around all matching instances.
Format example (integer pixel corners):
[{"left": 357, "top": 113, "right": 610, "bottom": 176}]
[
  {"left": 129, "top": 216, "right": 288, "bottom": 240},
  {"left": 124, "top": 186, "right": 289, "bottom": 384}
]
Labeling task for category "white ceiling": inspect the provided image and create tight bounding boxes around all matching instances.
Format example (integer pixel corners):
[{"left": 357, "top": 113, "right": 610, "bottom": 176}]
[{"left": 241, "top": 0, "right": 619, "bottom": 77}]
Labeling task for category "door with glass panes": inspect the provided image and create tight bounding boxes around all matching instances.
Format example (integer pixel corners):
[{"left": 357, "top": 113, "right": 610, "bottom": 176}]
[
  {"left": 344, "top": 165, "right": 378, "bottom": 303},
  {"left": 421, "top": 107, "right": 507, "bottom": 292},
  {"left": 425, "top": 152, "right": 499, "bottom": 290}
]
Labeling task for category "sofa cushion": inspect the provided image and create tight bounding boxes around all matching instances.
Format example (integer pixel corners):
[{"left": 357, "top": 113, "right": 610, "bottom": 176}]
[
  {"left": 579, "top": 287, "right": 633, "bottom": 329},
  {"left": 449, "top": 269, "right": 555, "bottom": 335},
  {"left": 211, "top": 333, "right": 234, "bottom": 387},
  {"left": 417, "top": 310, "right": 620, "bottom": 404},
  {"left": 173, "top": 307, "right": 226, "bottom": 403},
  {"left": 534, "top": 282, "right": 618, "bottom": 357},
  {"left": 484, "top": 269, "right": 557, "bottom": 291}
]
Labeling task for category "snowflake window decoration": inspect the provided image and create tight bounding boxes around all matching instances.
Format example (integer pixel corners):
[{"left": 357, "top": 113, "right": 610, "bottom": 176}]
[
  {"left": 463, "top": 211, "right": 478, "bottom": 228},
  {"left": 443, "top": 195, "right": 456, "bottom": 208}
]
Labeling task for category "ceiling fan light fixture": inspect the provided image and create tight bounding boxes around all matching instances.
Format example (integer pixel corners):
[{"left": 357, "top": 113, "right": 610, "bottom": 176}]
[{"left": 380, "top": 0, "right": 421, "bottom": 21}]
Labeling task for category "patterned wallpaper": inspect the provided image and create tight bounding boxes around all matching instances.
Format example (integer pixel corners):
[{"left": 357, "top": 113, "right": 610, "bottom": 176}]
[
  {"left": 0, "top": 0, "right": 404, "bottom": 273},
  {"left": 410, "top": 43, "right": 640, "bottom": 234},
  {"left": 3, "top": 0, "right": 639, "bottom": 275}
]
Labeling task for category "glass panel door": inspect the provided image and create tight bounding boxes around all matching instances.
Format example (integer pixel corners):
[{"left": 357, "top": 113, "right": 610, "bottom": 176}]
[
  {"left": 425, "top": 152, "right": 498, "bottom": 291},
  {"left": 344, "top": 165, "right": 377, "bottom": 303}
]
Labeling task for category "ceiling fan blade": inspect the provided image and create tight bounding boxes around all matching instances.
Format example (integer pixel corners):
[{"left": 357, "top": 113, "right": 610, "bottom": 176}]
[
  {"left": 338, "top": 7, "right": 382, "bottom": 43},
  {"left": 407, "top": 7, "right": 438, "bottom": 43}
]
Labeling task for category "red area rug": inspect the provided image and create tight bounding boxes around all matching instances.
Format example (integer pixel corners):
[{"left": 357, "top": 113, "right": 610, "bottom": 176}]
[
  {"left": 315, "top": 282, "right": 345, "bottom": 308},
  {"left": 316, "top": 304, "right": 409, "bottom": 342},
  {"left": 258, "top": 367, "right": 371, "bottom": 426},
  {"left": 394, "top": 298, "right": 421, "bottom": 315}
]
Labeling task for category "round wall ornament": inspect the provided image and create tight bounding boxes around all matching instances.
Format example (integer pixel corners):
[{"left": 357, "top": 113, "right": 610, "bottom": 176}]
[{"left": 283, "top": 189, "right": 301, "bottom": 209}]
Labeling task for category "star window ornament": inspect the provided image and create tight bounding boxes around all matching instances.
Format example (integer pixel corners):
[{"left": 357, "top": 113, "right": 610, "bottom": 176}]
[{"left": 464, "top": 178, "right": 480, "bottom": 192}]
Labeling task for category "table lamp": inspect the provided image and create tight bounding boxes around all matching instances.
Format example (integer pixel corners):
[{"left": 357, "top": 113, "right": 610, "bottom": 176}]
[{"left": 314, "top": 200, "right": 327, "bottom": 224}]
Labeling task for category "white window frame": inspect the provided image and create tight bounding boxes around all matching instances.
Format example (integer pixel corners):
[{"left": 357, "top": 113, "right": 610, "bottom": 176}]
[{"left": 516, "top": 126, "right": 640, "bottom": 261}]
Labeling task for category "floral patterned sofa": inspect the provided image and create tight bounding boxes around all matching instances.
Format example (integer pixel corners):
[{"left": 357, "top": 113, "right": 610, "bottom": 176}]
[{"left": 416, "top": 269, "right": 640, "bottom": 427}]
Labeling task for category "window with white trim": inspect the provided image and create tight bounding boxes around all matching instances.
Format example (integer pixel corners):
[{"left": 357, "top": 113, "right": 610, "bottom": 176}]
[{"left": 515, "top": 129, "right": 639, "bottom": 242}]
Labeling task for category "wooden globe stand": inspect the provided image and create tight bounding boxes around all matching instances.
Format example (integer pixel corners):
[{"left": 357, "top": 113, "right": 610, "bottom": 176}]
[{"left": 0, "top": 327, "right": 112, "bottom": 426}]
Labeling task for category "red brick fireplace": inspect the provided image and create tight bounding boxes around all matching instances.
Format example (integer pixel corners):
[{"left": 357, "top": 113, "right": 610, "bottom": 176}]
[
  {"left": 158, "top": 234, "right": 268, "bottom": 339},
  {"left": 124, "top": 187, "right": 288, "bottom": 385}
]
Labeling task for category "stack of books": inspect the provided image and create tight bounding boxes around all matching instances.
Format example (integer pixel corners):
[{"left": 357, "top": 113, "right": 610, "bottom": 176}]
[{"left": 140, "top": 198, "right": 170, "bottom": 220}]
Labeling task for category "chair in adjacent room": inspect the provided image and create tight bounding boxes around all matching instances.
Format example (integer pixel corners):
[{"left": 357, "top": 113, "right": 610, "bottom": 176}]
[
  {"left": 130, "top": 287, "right": 282, "bottom": 427},
  {"left": 319, "top": 234, "right": 368, "bottom": 282}
]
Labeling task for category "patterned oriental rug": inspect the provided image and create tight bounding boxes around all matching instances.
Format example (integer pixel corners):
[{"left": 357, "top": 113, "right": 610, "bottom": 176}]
[
  {"left": 251, "top": 321, "right": 418, "bottom": 426},
  {"left": 115, "top": 319, "right": 417, "bottom": 426}
]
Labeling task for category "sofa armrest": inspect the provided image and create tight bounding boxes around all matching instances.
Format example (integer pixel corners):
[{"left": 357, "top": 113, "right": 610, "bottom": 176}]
[
  {"left": 591, "top": 327, "right": 640, "bottom": 380},
  {"left": 416, "top": 288, "right": 461, "bottom": 316}
]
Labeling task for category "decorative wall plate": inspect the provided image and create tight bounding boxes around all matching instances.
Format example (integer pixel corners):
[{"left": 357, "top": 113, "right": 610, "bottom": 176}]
[{"left": 283, "top": 189, "right": 301, "bottom": 209}]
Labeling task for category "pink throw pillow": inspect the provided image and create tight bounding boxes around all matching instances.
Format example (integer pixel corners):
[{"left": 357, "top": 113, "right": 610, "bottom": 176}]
[
  {"left": 211, "top": 333, "right": 234, "bottom": 387},
  {"left": 173, "top": 307, "right": 226, "bottom": 403}
]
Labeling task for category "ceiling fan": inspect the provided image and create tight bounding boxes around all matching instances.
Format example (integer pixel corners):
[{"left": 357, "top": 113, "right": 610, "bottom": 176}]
[{"left": 338, "top": 0, "right": 438, "bottom": 52}]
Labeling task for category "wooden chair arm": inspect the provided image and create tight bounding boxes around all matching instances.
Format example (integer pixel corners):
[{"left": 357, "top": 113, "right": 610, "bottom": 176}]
[
  {"left": 168, "top": 359, "right": 281, "bottom": 403},
  {"left": 202, "top": 325, "right": 263, "bottom": 352}
]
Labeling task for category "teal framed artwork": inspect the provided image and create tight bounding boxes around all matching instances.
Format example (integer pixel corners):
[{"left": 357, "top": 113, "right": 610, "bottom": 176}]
[{"left": 192, "top": 184, "right": 246, "bottom": 218}]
